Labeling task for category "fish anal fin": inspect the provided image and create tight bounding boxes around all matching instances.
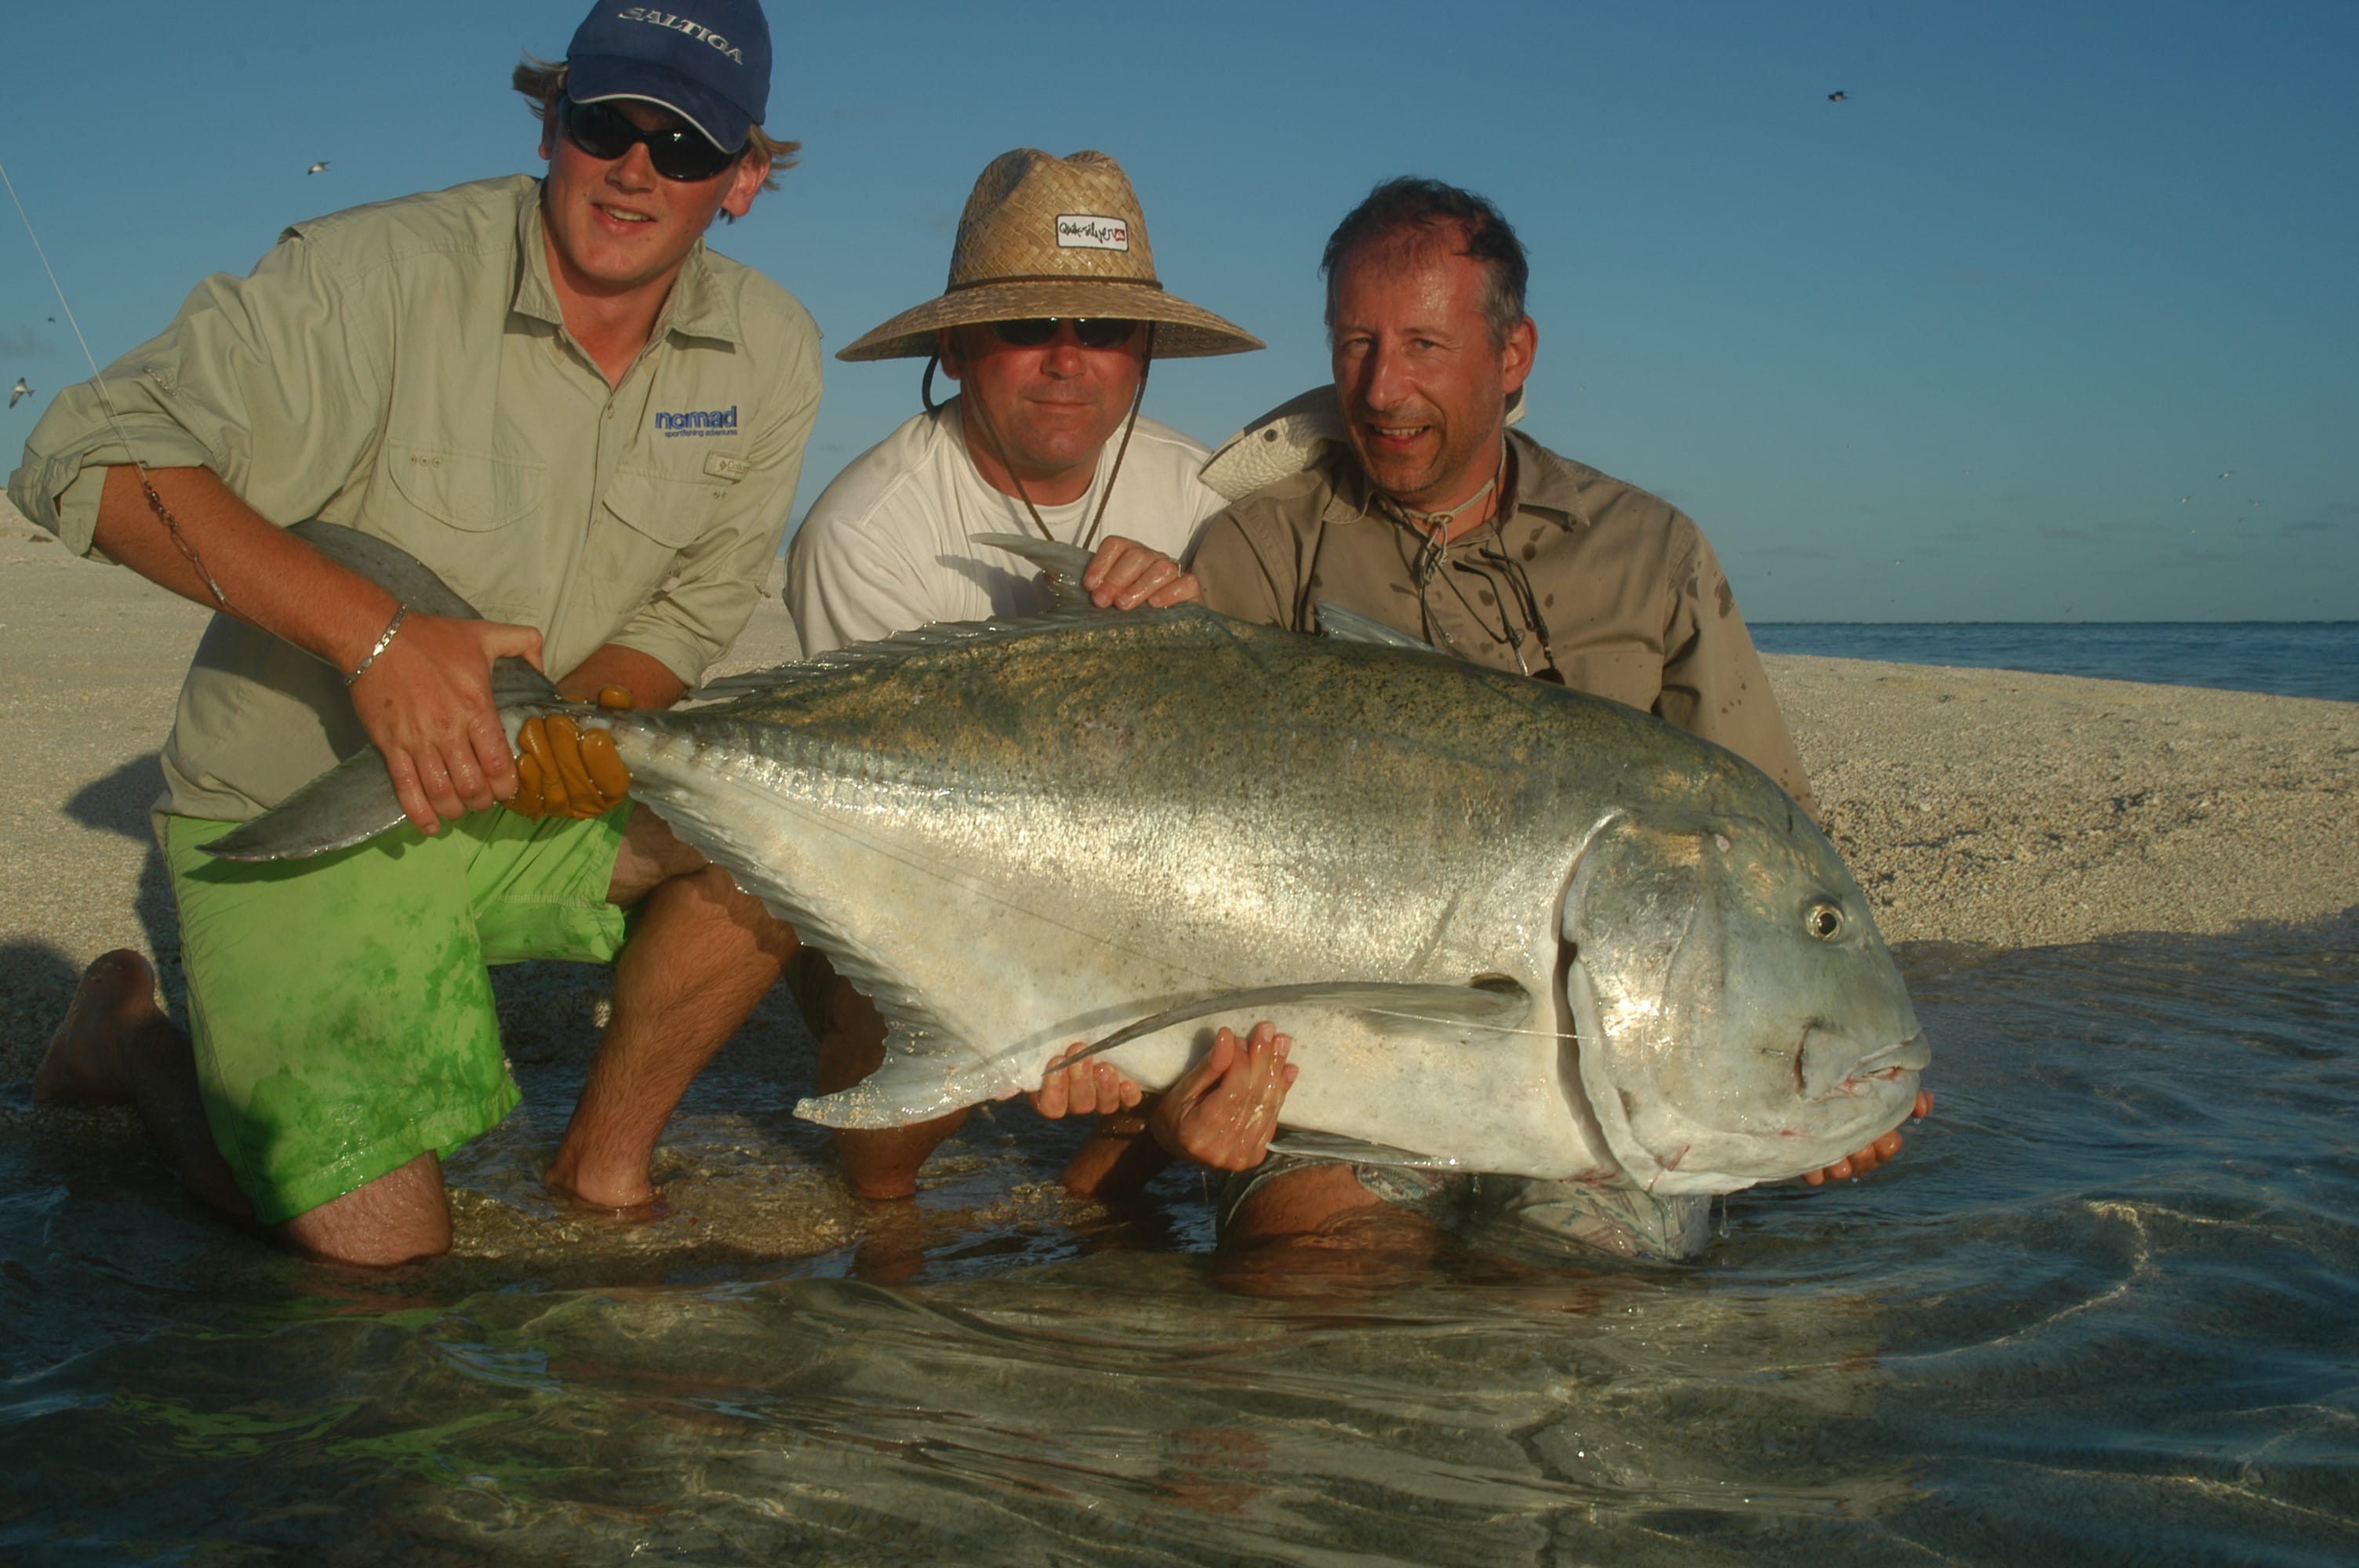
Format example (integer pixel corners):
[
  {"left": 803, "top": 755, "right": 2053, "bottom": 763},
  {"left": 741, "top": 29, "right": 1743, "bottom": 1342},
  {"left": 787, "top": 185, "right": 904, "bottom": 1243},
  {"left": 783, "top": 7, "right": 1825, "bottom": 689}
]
[{"left": 794, "top": 1027, "right": 1013, "bottom": 1130}]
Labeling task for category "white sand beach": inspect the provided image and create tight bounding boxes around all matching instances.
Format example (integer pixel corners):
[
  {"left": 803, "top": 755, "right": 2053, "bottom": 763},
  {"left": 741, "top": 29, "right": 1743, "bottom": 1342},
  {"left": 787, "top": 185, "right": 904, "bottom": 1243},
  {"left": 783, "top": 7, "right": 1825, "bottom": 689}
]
[{"left": 2, "top": 496, "right": 2353, "bottom": 1073}]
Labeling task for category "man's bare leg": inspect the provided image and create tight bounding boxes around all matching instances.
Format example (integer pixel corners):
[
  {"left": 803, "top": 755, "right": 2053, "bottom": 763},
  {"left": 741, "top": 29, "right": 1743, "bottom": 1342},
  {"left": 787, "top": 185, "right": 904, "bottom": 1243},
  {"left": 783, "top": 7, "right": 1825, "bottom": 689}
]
[
  {"left": 1213, "top": 1162, "right": 1442, "bottom": 1297},
  {"left": 544, "top": 806, "right": 798, "bottom": 1209},
  {"left": 815, "top": 978, "right": 969, "bottom": 1201},
  {"left": 275, "top": 1152, "right": 450, "bottom": 1266},
  {"left": 35, "top": 949, "right": 252, "bottom": 1221},
  {"left": 38, "top": 951, "right": 447, "bottom": 1264}
]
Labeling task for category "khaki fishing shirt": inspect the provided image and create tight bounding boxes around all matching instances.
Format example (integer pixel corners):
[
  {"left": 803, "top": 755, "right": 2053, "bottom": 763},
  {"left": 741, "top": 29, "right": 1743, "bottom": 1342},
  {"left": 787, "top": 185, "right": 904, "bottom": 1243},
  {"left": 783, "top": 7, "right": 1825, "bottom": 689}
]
[
  {"left": 9, "top": 176, "right": 823, "bottom": 820},
  {"left": 1189, "top": 431, "right": 1816, "bottom": 816}
]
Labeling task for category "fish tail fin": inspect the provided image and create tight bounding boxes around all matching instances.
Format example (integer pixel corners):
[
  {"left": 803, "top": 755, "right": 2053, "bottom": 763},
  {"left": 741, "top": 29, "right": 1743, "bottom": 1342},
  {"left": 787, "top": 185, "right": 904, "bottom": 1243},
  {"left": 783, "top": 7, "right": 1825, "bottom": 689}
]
[
  {"left": 202, "top": 748, "right": 409, "bottom": 862},
  {"left": 201, "top": 522, "right": 562, "bottom": 861}
]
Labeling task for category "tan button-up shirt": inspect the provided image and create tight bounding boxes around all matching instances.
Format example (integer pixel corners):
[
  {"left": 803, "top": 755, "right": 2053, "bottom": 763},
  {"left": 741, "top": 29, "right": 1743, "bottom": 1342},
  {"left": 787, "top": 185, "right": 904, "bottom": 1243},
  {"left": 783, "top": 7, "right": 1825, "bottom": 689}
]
[
  {"left": 9, "top": 176, "right": 823, "bottom": 820},
  {"left": 1189, "top": 431, "right": 1815, "bottom": 816}
]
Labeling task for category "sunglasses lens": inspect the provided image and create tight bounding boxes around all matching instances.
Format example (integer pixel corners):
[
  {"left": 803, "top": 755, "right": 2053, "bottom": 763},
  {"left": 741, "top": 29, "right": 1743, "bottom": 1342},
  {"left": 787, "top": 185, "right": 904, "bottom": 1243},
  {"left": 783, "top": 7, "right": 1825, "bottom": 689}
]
[
  {"left": 560, "top": 98, "right": 736, "bottom": 182},
  {"left": 990, "top": 319, "right": 1060, "bottom": 347},
  {"left": 648, "top": 136, "right": 734, "bottom": 183},
  {"left": 987, "top": 318, "right": 1140, "bottom": 348},
  {"left": 562, "top": 100, "right": 635, "bottom": 160},
  {"left": 1074, "top": 318, "right": 1139, "bottom": 348}
]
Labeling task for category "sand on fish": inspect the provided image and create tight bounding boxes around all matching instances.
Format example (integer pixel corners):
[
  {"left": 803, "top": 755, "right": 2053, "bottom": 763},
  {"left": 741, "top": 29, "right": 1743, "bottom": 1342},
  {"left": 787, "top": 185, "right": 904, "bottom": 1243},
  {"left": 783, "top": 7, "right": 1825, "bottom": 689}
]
[{"left": 3, "top": 493, "right": 2354, "bottom": 1082}]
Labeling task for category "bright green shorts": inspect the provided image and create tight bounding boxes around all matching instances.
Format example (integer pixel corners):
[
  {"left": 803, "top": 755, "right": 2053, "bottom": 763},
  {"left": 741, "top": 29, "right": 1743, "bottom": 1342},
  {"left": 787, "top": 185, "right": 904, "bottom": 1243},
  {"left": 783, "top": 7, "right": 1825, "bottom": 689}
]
[{"left": 166, "top": 804, "right": 632, "bottom": 1225}]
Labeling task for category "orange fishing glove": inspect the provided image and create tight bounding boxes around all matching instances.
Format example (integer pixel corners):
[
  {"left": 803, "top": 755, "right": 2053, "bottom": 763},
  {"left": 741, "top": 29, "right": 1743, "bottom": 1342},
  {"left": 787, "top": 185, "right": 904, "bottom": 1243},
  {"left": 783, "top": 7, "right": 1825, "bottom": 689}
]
[{"left": 509, "top": 684, "right": 634, "bottom": 819}]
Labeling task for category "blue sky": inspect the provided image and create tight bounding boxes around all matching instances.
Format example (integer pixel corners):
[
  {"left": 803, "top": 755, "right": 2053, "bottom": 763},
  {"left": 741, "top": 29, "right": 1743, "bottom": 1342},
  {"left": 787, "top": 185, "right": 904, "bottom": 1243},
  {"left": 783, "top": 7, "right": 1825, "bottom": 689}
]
[{"left": 3, "top": 2, "right": 2352, "bottom": 620}]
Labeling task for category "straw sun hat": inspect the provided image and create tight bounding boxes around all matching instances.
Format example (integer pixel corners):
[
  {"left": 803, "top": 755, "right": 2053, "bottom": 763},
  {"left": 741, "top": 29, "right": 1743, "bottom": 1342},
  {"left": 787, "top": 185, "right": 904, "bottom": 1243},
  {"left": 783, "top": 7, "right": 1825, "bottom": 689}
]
[{"left": 835, "top": 148, "right": 1263, "bottom": 362}]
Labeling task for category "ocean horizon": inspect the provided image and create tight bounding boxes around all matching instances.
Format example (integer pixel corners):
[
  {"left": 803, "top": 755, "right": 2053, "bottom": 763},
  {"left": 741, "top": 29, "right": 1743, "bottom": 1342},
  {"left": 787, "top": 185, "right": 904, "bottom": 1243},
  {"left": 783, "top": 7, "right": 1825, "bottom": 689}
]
[{"left": 1751, "top": 620, "right": 2359, "bottom": 705}]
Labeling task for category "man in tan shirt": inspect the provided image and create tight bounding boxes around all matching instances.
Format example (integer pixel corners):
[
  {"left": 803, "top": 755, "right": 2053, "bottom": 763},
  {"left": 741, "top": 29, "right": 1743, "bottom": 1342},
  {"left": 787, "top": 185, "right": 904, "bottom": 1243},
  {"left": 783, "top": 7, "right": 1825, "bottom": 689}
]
[
  {"left": 13, "top": 2, "right": 818, "bottom": 1267},
  {"left": 1121, "top": 179, "right": 1918, "bottom": 1260}
]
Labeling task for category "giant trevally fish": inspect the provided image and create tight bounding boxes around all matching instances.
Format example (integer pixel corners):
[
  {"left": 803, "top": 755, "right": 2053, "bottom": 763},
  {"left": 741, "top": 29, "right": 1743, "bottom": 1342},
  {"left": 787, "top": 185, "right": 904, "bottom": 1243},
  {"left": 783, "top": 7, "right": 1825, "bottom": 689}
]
[{"left": 213, "top": 525, "right": 1928, "bottom": 1197}]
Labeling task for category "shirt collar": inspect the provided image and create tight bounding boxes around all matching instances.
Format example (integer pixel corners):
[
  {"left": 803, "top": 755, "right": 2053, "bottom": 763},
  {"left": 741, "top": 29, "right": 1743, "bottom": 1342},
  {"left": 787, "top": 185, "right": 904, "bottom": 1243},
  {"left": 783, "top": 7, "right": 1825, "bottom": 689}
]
[
  {"left": 511, "top": 181, "right": 744, "bottom": 347},
  {"left": 1318, "top": 426, "right": 1592, "bottom": 533}
]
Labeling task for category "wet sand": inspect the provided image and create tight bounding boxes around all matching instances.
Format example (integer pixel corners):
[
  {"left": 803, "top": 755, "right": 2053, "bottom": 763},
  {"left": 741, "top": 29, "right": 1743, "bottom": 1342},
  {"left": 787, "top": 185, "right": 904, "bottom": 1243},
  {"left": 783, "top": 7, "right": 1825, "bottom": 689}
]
[{"left": 2, "top": 498, "right": 2354, "bottom": 1078}]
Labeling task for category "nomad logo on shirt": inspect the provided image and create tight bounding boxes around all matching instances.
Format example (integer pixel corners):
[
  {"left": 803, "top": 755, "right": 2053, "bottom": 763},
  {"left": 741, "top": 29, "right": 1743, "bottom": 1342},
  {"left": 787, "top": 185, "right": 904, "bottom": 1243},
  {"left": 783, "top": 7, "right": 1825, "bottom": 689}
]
[{"left": 656, "top": 405, "right": 738, "bottom": 437}]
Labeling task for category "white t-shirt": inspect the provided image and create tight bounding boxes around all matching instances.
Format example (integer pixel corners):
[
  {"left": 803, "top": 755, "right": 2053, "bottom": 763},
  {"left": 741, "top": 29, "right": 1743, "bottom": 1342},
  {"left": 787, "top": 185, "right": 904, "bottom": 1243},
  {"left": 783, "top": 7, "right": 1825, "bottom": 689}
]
[{"left": 787, "top": 399, "right": 1227, "bottom": 654}]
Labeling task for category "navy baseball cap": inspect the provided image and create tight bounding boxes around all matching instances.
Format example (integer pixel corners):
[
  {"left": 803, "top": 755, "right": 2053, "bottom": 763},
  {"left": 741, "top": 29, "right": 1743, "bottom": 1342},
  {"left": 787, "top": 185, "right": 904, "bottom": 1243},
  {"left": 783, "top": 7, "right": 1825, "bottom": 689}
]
[{"left": 565, "top": 2, "right": 772, "bottom": 154}]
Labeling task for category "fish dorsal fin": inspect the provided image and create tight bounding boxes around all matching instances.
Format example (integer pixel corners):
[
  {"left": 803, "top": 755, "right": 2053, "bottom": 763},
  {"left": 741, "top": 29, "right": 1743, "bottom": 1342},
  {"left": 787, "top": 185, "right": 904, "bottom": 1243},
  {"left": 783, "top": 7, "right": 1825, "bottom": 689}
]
[
  {"left": 685, "top": 615, "right": 1114, "bottom": 702},
  {"left": 1314, "top": 604, "right": 1444, "bottom": 654},
  {"left": 971, "top": 532, "right": 1096, "bottom": 612},
  {"left": 687, "top": 585, "right": 1141, "bottom": 702}
]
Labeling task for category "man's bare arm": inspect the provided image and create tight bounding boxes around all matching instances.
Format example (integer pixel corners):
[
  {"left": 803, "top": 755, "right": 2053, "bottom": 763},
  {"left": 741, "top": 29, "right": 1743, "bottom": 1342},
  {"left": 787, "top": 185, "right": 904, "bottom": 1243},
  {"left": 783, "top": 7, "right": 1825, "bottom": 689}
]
[
  {"left": 91, "top": 465, "right": 542, "bottom": 831},
  {"left": 554, "top": 643, "right": 687, "bottom": 710}
]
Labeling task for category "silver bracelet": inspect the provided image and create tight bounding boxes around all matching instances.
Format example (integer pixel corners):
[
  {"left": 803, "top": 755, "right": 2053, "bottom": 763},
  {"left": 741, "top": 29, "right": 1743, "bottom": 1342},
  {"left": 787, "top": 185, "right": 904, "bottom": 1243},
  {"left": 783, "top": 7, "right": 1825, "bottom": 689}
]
[{"left": 345, "top": 604, "right": 409, "bottom": 686}]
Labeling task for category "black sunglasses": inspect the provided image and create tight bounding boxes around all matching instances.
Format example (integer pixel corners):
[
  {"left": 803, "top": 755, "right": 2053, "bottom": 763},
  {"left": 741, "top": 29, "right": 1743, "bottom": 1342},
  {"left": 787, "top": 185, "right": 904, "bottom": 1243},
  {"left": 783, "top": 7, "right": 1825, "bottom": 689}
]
[
  {"left": 558, "top": 96, "right": 740, "bottom": 183},
  {"left": 987, "top": 318, "right": 1140, "bottom": 350}
]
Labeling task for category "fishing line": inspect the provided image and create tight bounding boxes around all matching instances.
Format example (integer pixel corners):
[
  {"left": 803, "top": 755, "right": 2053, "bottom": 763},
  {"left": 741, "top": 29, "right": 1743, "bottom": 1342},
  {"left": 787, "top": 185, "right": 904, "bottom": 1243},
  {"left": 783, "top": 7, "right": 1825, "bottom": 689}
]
[{"left": 0, "top": 156, "right": 232, "bottom": 608}]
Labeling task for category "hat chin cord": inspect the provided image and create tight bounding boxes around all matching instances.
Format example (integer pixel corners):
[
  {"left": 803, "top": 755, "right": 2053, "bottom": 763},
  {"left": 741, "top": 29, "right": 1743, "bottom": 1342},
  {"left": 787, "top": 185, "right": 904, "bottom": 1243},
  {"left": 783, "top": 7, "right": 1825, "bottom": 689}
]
[{"left": 923, "top": 323, "right": 1157, "bottom": 553}]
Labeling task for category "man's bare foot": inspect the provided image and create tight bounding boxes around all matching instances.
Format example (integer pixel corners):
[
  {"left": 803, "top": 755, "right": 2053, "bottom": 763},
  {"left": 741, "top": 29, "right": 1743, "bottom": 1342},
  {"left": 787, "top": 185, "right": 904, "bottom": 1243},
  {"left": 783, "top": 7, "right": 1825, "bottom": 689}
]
[
  {"left": 34, "top": 949, "right": 165, "bottom": 1105},
  {"left": 35, "top": 949, "right": 253, "bottom": 1221},
  {"left": 542, "top": 1155, "right": 663, "bottom": 1213}
]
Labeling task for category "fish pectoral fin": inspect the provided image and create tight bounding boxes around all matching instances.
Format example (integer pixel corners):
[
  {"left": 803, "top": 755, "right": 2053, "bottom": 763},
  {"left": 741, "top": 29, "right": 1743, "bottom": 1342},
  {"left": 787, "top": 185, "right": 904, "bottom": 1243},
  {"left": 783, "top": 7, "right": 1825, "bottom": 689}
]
[
  {"left": 1311, "top": 604, "right": 1445, "bottom": 654},
  {"left": 1264, "top": 1130, "right": 1468, "bottom": 1170},
  {"left": 1062, "top": 977, "right": 1534, "bottom": 1069}
]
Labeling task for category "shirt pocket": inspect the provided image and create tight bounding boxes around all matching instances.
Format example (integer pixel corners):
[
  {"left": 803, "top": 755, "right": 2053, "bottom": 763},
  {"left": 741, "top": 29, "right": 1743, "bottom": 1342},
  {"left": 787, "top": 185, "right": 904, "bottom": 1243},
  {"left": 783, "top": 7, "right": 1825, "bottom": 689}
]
[
  {"left": 367, "top": 441, "right": 546, "bottom": 613},
  {"left": 380, "top": 441, "right": 543, "bottom": 532},
  {"left": 581, "top": 464, "right": 732, "bottom": 622}
]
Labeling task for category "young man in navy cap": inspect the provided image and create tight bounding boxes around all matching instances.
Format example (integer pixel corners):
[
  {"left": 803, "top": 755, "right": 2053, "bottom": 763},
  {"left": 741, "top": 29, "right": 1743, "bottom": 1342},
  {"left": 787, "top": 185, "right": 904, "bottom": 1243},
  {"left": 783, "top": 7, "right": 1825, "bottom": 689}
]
[{"left": 11, "top": 2, "right": 820, "bottom": 1265}]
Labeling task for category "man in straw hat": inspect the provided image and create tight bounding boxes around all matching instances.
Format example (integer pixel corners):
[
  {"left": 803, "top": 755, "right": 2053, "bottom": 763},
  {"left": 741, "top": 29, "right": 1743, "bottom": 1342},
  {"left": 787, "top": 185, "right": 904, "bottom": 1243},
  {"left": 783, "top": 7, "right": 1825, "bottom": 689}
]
[
  {"left": 786, "top": 147, "right": 1261, "bottom": 1200},
  {"left": 12, "top": 1, "right": 819, "bottom": 1265},
  {"left": 790, "top": 147, "right": 1262, "bottom": 652},
  {"left": 1045, "top": 178, "right": 1928, "bottom": 1263}
]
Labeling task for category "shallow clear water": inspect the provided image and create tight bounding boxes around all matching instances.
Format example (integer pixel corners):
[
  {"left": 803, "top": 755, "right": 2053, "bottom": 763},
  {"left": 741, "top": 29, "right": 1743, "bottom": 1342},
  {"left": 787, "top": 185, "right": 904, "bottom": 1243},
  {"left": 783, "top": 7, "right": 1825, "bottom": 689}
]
[
  {"left": 3, "top": 918, "right": 2355, "bottom": 1565},
  {"left": 1751, "top": 622, "right": 2359, "bottom": 703}
]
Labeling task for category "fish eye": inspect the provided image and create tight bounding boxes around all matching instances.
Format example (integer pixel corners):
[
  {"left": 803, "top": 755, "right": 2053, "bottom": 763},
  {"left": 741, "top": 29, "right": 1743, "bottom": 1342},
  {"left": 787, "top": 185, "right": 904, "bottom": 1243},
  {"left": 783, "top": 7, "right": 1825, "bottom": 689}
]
[{"left": 1805, "top": 902, "right": 1843, "bottom": 941}]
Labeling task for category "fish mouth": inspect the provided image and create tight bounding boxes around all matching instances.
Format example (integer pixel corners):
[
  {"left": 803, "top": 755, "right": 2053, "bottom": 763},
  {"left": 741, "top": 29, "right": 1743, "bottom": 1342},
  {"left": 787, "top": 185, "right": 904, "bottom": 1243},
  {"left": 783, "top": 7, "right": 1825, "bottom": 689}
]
[{"left": 1797, "top": 1025, "right": 1931, "bottom": 1102}]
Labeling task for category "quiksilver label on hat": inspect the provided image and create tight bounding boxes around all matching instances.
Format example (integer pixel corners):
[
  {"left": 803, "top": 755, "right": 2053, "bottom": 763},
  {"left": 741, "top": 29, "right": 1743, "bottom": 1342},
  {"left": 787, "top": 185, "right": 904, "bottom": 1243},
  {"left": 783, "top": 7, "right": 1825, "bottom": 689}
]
[{"left": 1056, "top": 215, "right": 1129, "bottom": 252}]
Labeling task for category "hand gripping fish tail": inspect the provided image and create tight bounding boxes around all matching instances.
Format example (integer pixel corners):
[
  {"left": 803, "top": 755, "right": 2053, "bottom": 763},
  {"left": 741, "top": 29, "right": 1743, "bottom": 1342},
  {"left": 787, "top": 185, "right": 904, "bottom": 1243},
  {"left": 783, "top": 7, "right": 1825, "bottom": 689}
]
[{"left": 206, "top": 528, "right": 1928, "bottom": 1194}]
